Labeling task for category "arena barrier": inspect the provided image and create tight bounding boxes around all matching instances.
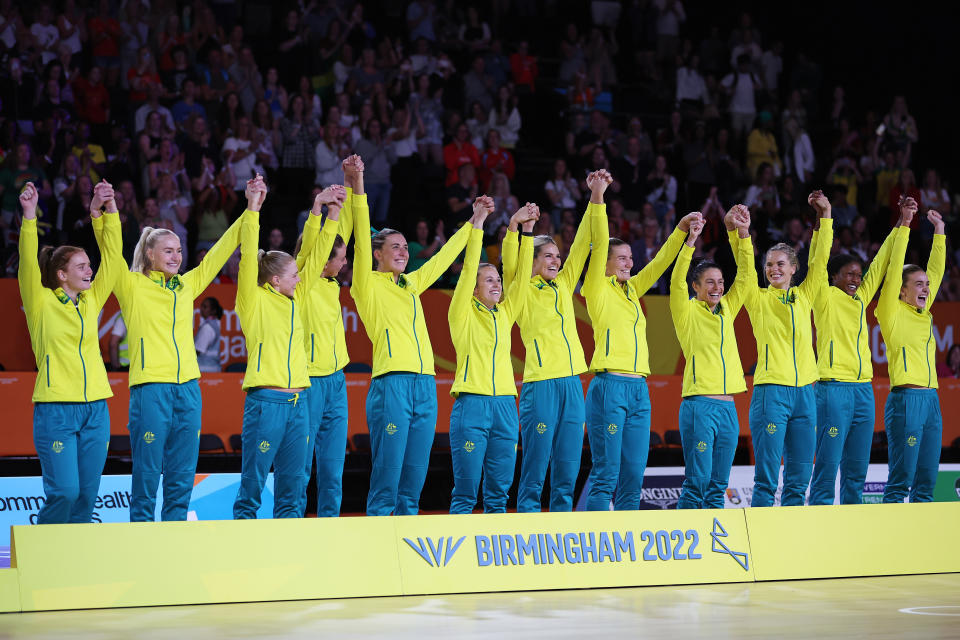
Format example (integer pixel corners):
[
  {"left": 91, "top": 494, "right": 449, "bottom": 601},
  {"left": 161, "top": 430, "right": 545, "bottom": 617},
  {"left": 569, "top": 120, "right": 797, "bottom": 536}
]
[{"left": 2, "top": 503, "right": 958, "bottom": 613}]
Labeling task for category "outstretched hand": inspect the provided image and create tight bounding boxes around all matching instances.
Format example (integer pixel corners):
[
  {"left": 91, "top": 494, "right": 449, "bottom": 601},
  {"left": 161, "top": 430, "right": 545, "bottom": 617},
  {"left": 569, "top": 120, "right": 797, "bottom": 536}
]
[
  {"left": 732, "top": 204, "right": 751, "bottom": 232},
  {"left": 19, "top": 182, "right": 39, "bottom": 219},
  {"left": 245, "top": 174, "right": 268, "bottom": 211},
  {"left": 898, "top": 195, "right": 918, "bottom": 226},
  {"left": 90, "top": 180, "right": 118, "bottom": 216},
  {"left": 927, "top": 209, "right": 945, "bottom": 235},
  {"left": 686, "top": 218, "right": 704, "bottom": 246},
  {"left": 586, "top": 169, "right": 613, "bottom": 202}
]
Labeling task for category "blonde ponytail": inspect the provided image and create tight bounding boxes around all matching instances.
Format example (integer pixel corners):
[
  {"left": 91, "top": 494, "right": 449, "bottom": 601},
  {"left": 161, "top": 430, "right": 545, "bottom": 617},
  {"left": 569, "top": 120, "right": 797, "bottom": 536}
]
[
  {"left": 257, "top": 249, "right": 294, "bottom": 286},
  {"left": 131, "top": 227, "right": 178, "bottom": 274}
]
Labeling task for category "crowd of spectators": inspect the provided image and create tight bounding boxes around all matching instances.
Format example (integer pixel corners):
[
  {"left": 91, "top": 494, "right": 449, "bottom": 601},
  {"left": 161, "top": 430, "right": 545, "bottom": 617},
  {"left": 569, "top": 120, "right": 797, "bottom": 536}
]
[{"left": 0, "top": 0, "right": 957, "bottom": 300}]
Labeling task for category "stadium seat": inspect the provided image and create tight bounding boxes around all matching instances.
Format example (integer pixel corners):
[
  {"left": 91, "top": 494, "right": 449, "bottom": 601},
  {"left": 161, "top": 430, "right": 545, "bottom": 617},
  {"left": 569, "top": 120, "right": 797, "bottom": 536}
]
[
  {"left": 649, "top": 431, "right": 663, "bottom": 448},
  {"left": 352, "top": 433, "right": 371, "bottom": 452},
  {"left": 229, "top": 434, "right": 243, "bottom": 452},
  {"left": 664, "top": 429, "right": 682, "bottom": 446},
  {"left": 225, "top": 362, "right": 246, "bottom": 373},
  {"left": 108, "top": 435, "right": 131, "bottom": 454},
  {"left": 198, "top": 434, "right": 226, "bottom": 453},
  {"left": 432, "top": 432, "right": 450, "bottom": 452}
]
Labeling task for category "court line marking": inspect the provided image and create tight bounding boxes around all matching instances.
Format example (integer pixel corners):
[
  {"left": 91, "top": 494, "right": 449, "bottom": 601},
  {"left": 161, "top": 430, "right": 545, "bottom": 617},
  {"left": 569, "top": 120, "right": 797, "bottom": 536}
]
[{"left": 899, "top": 606, "right": 960, "bottom": 616}]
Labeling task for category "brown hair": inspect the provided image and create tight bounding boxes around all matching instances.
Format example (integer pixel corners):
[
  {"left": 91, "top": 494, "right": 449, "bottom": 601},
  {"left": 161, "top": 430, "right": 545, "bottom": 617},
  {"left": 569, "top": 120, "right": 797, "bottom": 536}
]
[
  {"left": 38, "top": 245, "right": 85, "bottom": 290},
  {"left": 372, "top": 228, "right": 403, "bottom": 269},
  {"left": 901, "top": 264, "right": 925, "bottom": 291},
  {"left": 608, "top": 238, "right": 628, "bottom": 249},
  {"left": 257, "top": 250, "right": 295, "bottom": 286},
  {"left": 293, "top": 231, "right": 345, "bottom": 260}
]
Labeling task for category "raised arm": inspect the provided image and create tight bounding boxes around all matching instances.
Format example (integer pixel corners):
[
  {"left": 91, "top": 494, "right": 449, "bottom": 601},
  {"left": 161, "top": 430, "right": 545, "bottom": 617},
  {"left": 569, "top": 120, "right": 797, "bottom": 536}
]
[
  {"left": 17, "top": 183, "right": 44, "bottom": 317},
  {"left": 346, "top": 155, "right": 372, "bottom": 291},
  {"left": 501, "top": 226, "right": 520, "bottom": 285},
  {"left": 236, "top": 178, "right": 266, "bottom": 317},
  {"left": 408, "top": 215, "right": 473, "bottom": 291},
  {"left": 300, "top": 185, "right": 344, "bottom": 285},
  {"left": 630, "top": 212, "right": 697, "bottom": 295},
  {"left": 669, "top": 221, "right": 698, "bottom": 334},
  {"left": 184, "top": 178, "right": 246, "bottom": 297},
  {"left": 450, "top": 196, "right": 494, "bottom": 323},
  {"left": 722, "top": 206, "right": 754, "bottom": 316},
  {"left": 88, "top": 181, "right": 123, "bottom": 309},
  {"left": 583, "top": 171, "right": 611, "bottom": 296},
  {"left": 798, "top": 190, "right": 833, "bottom": 301},
  {"left": 557, "top": 170, "right": 610, "bottom": 291},
  {"left": 857, "top": 219, "right": 900, "bottom": 303},
  {"left": 926, "top": 209, "right": 947, "bottom": 308},
  {"left": 877, "top": 197, "right": 914, "bottom": 320}
]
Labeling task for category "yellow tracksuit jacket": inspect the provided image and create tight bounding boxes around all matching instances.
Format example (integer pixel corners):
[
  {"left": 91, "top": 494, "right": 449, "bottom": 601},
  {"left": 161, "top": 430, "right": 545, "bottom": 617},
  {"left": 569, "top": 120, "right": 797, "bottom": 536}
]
[
  {"left": 449, "top": 227, "right": 533, "bottom": 396},
  {"left": 19, "top": 213, "right": 121, "bottom": 402},
  {"left": 501, "top": 203, "right": 594, "bottom": 383},
  {"left": 582, "top": 205, "right": 687, "bottom": 375},
  {"left": 236, "top": 209, "right": 338, "bottom": 390},
  {"left": 875, "top": 227, "right": 945, "bottom": 389},
  {"left": 296, "top": 188, "right": 355, "bottom": 377},
  {"left": 811, "top": 226, "right": 897, "bottom": 382},
  {"left": 108, "top": 214, "right": 242, "bottom": 386},
  {"left": 350, "top": 192, "right": 471, "bottom": 378},
  {"left": 742, "top": 218, "right": 833, "bottom": 386},
  {"left": 670, "top": 231, "right": 753, "bottom": 396}
]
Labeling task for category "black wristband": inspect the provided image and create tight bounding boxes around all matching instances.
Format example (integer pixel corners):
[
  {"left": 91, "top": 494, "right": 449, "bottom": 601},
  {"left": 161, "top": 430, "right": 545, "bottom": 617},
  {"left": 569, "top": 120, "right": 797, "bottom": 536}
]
[{"left": 520, "top": 230, "right": 534, "bottom": 237}]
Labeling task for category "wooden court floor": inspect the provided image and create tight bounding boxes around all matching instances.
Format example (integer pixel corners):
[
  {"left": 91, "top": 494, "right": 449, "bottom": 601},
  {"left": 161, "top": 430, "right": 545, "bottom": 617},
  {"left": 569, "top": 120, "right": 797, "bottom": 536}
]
[{"left": 1, "top": 573, "right": 958, "bottom": 639}]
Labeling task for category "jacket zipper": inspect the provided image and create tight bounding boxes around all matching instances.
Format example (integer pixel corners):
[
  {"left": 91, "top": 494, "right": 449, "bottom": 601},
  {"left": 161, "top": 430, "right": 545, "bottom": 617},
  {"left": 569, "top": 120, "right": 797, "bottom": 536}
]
[
  {"left": 411, "top": 293, "right": 423, "bottom": 374},
  {"left": 926, "top": 320, "right": 932, "bottom": 387},
  {"left": 311, "top": 333, "right": 315, "bottom": 362},
  {"left": 551, "top": 285, "right": 574, "bottom": 375},
  {"left": 257, "top": 343, "right": 263, "bottom": 372},
  {"left": 605, "top": 329, "right": 610, "bottom": 356},
  {"left": 140, "top": 338, "right": 145, "bottom": 370},
  {"left": 902, "top": 346, "right": 907, "bottom": 373},
  {"left": 287, "top": 300, "right": 295, "bottom": 388},
  {"left": 385, "top": 328, "right": 392, "bottom": 357},
  {"left": 488, "top": 307, "right": 498, "bottom": 395},
  {"left": 464, "top": 355, "right": 470, "bottom": 382},
  {"left": 692, "top": 354, "right": 696, "bottom": 384},
  {"left": 829, "top": 341, "right": 833, "bottom": 368},
  {"left": 719, "top": 313, "right": 726, "bottom": 394},
  {"left": 172, "top": 290, "right": 181, "bottom": 384},
  {"left": 629, "top": 293, "right": 640, "bottom": 372},
  {"left": 789, "top": 300, "right": 797, "bottom": 386},
  {"left": 855, "top": 299, "right": 864, "bottom": 379},
  {"left": 75, "top": 305, "right": 87, "bottom": 402},
  {"left": 46, "top": 354, "right": 50, "bottom": 387},
  {"left": 534, "top": 339, "right": 542, "bottom": 367}
]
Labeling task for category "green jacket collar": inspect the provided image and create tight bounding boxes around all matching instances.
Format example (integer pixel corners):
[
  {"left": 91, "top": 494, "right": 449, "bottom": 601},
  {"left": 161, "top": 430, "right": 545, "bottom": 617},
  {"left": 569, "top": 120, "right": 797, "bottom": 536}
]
[
  {"left": 54, "top": 287, "right": 82, "bottom": 305},
  {"left": 473, "top": 297, "right": 498, "bottom": 312},
  {"left": 692, "top": 296, "right": 723, "bottom": 314},
  {"left": 533, "top": 275, "right": 557, "bottom": 290},
  {"left": 372, "top": 270, "right": 408, "bottom": 288},
  {"left": 148, "top": 271, "right": 183, "bottom": 291}
]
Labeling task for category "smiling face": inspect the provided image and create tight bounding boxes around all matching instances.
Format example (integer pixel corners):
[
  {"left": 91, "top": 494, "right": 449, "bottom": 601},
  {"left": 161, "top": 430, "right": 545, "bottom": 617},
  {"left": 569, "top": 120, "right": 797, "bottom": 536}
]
[
  {"left": 832, "top": 261, "right": 863, "bottom": 297},
  {"left": 374, "top": 233, "right": 409, "bottom": 275},
  {"left": 272, "top": 258, "right": 300, "bottom": 297},
  {"left": 764, "top": 250, "right": 796, "bottom": 290},
  {"left": 147, "top": 233, "right": 183, "bottom": 277},
  {"left": 474, "top": 265, "right": 503, "bottom": 308},
  {"left": 693, "top": 267, "right": 724, "bottom": 308},
  {"left": 605, "top": 243, "right": 633, "bottom": 283},
  {"left": 901, "top": 269, "right": 930, "bottom": 309},
  {"left": 533, "top": 241, "right": 562, "bottom": 281},
  {"left": 59, "top": 251, "right": 93, "bottom": 295}
]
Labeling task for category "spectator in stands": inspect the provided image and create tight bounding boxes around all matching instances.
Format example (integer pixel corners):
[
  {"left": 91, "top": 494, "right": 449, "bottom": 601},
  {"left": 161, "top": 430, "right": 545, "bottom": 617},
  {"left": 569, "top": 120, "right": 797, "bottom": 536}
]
[
  {"left": 406, "top": 0, "right": 437, "bottom": 43},
  {"left": 443, "top": 122, "right": 481, "bottom": 187},
  {"left": 354, "top": 118, "right": 396, "bottom": 225},
  {"left": 195, "top": 297, "right": 223, "bottom": 373},
  {"left": 229, "top": 46, "right": 263, "bottom": 116},
  {"left": 465, "top": 101, "right": 491, "bottom": 150},
  {"left": 459, "top": 6, "right": 492, "bottom": 52},
  {"left": 223, "top": 116, "right": 268, "bottom": 193},
  {"left": 889, "top": 169, "right": 922, "bottom": 228},
  {"left": 746, "top": 111, "right": 781, "bottom": 181},
  {"left": 509, "top": 40, "right": 538, "bottom": 93},
  {"left": 937, "top": 344, "right": 960, "bottom": 379},
  {"left": 721, "top": 54, "right": 759, "bottom": 142},
  {"left": 445, "top": 163, "right": 479, "bottom": 229},
  {"left": 280, "top": 94, "right": 320, "bottom": 190},
  {"left": 314, "top": 119, "right": 347, "bottom": 188},
  {"left": 155, "top": 172, "right": 190, "bottom": 265},
  {"left": 744, "top": 162, "right": 780, "bottom": 212},
  {"left": 545, "top": 157, "right": 581, "bottom": 222},
  {"left": 653, "top": 0, "right": 686, "bottom": 61},
  {"left": 645, "top": 155, "right": 677, "bottom": 225},
  {"left": 676, "top": 54, "right": 709, "bottom": 116},
  {"left": 147, "top": 138, "right": 185, "bottom": 195},
  {"left": 490, "top": 84, "right": 521, "bottom": 149},
  {"left": 920, "top": 169, "right": 951, "bottom": 217},
  {"left": 785, "top": 118, "right": 815, "bottom": 186},
  {"left": 88, "top": 0, "right": 121, "bottom": 87},
  {"left": 216, "top": 91, "right": 243, "bottom": 140},
  {"left": 488, "top": 172, "right": 518, "bottom": 232},
  {"left": 407, "top": 218, "right": 444, "bottom": 271},
  {"left": 263, "top": 67, "right": 288, "bottom": 119},
  {"left": 478, "top": 129, "right": 514, "bottom": 191},
  {"left": 171, "top": 79, "right": 207, "bottom": 130},
  {"left": 585, "top": 27, "right": 618, "bottom": 89},
  {"left": 881, "top": 95, "right": 919, "bottom": 151}
]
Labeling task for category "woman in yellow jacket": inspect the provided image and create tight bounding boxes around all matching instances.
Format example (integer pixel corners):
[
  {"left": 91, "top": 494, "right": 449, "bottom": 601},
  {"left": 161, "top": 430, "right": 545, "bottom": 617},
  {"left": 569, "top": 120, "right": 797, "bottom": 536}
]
[
  {"left": 448, "top": 197, "right": 537, "bottom": 513},
  {"left": 741, "top": 191, "right": 832, "bottom": 507},
  {"left": 499, "top": 171, "right": 601, "bottom": 512},
  {"left": 669, "top": 205, "right": 754, "bottom": 508},
  {"left": 807, "top": 196, "right": 901, "bottom": 505},
  {"left": 104, "top": 173, "right": 245, "bottom": 522},
  {"left": 18, "top": 181, "right": 121, "bottom": 523},
  {"left": 294, "top": 158, "right": 356, "bottom": 518},
  {"left": 232, "top": 177, "right": 343, "bottom": 518},
  {"left": 581, "top": 170, "right": 698, "bottom": 510},
  {"left": 349, "top": 155, "right": 473, "bottom": 516},
  {"left": 876, "top": 197, "right": 945, "bottom": 503}
]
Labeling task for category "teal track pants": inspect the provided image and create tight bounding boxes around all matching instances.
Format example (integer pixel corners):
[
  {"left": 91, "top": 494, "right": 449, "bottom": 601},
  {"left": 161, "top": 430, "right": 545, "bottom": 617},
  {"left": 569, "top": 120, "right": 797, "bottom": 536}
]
[
  {"left": 365, "top": 373, "right": 438, "bottom": 516},
  {"left": 677, "top": 396, "right": 739, "bottom": 509},
  {"left": 809, "top": 381, "right": 874, "bottom": 505},
  {"left": 33, "top": 400, "right": 109, "bottom": 524},
  {"left": 584, "top": 373, "right": 651, "bottom": 511},
  {"left": 128, "top": 380, "right": 202, "bottom": 521},
  {"left": 449, "top": 394, "right": 519, "bottom": 514},
  {"left": 517, "top": 375, "right": 585, "bottom": 513},
  {"left": 233, "top": 388, "right": 309, "bottom": 519},
  {"left": 749, "top": 383, "right": 816, "bottom": 507},
  {"left": 882, "top": 387, "right": 942, "bottom": 503},
  {"left": 299, "top": 371, "right": 349, "bottom": 517}
]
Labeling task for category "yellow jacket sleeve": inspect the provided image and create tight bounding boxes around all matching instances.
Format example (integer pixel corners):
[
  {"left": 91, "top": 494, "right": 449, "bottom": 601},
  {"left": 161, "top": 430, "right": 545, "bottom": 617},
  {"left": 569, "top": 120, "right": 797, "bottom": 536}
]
[
  {"left": 407, "top": 220, "right": 471, "bottom": 291},
  {"left": 17, "top": 217, "right": 44, "bottom": 320},
  {"left": 236, "top": 209, "right": 260, "bottom": 318},
  {"left": 670, "top": 242, "right": 693, "bottom": 333},
  {"left": 556, "top": 203, "right": 596, "bottom": 292},
  {"left": 89, "top": 212, "right": 122, "bottom": 308},
  {"left": 927, "top": 233, "right": 946, "bottom": 309},
  {"left": 338, "top": 187, "right": 354, "bottom": 247},
  {"left": 630, "top": 226, "right": 687, "bottom": 295},
  {"left": 449, "top": 226, "right": 484, "bottom": 329},
  {"left": 740, "top": 232, "right": 760, "bottom": 312},
  {"left": 297, "top": 189, "right": 355, "bottom": 271},
  {"left": 876, "top": 225, "right": 910, "bottom": 322},
  {"left": 857, "top": 225, "right": 897, "bottom": 303},
  {"left": 501, "top": 229, "right": 519, "bottom": 285},
  {"left": 582, "top": 203, "right": 609, "bottom": 296},
  {"left": 798, "top": 217, "right": 832, "bottom": 301},
  {"left": 300, "top": 215, "right": 338, "bottom": 286},
  {"left": 723, "top": 230, "right": 753, "bottom": 316},
  {"left": 183, "top": 211, "right": 243, "bottom": 299},
  {"left": 351, "top": 192, "right": 372, "bottom": 291},
  {"left": 501, "top": 233, "right": 533, "bottom": 320}
]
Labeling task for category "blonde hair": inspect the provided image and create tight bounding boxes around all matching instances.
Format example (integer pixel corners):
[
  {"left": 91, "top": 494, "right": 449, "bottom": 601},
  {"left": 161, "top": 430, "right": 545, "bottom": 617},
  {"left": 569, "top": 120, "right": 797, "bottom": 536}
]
[
  {"left": 533, "top": 234, "right": 558, "bottom": 258},
  {"left": 131, "top": 227, "right": 179, "bottom": 274},
  {"left": 257, "top": 250, "right": 294, "bottom": 286}
]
